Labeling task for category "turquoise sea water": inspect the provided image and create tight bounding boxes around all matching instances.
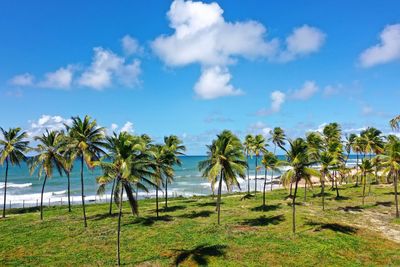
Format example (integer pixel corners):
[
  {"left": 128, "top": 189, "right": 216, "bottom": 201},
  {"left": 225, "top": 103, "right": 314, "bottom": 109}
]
[{"left": 0, "top": 155, "right": 360, "bottom": 208}]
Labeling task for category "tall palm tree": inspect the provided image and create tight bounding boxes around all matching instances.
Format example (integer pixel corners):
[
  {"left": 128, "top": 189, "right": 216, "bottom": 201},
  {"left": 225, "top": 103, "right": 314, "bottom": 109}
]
[
  {"left": 358, "top": 159, "right": 373, "bottom": 205},
  {"left": 269, "top": 127, "right": 286, "bottom": 190},
  {"left": 198, "top": 130, "right": 246, "bottom": 224},
  {"left": 380, "top": 138, "right": 400, "bottom": 218},
  {"left": 319, "top": 151, "right": 334, "bottom": 210},
  {"left": 29, "top": 130, "right": 64, "bottom": 220},
  {"left": 280, "top": 138, "right": 319, "bottom": 234},
  {"left": 243, "top": 134, "right": 254, "bottom": 195},
  {"left": 344, "top": 133, "right": 357, "bottom": 165},
  {"left": 151, "top": 144, "right": 173, "bottom": 218},
  {"left": 390, "top": 115, "right": 400, "bottom": 130},
  {"left": 58, "top": 132, "right": 74, "bottom": 212},
  {"left": 0, "top": 127, "right": 29, "bottom": 218},
  {"left": 65, "top": 115, "right": 107, "bottom": 227},
  {"left": 360, "top": 127, "right": 384, "bottom": 159},
  {"left": 352, "top": 136, "right": 364, "bottom": 186},
  {"left": 96, "top": 132, "right": 154, "bottom": 266},
  {"left": 163, "top": 135, "right": 186, "bottom": 209},
  {"left": 261, "top": 151, "right": 278, "bottom": 209},
  {"left": 252, "top": 134, "right": 267, "bottom": 195}
]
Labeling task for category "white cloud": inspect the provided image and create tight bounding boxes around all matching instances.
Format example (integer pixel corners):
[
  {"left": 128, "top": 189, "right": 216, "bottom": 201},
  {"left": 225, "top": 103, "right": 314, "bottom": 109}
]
[
  {"left": 27, "top": 115, "right": 72, "bottom": 138},
  {"left": 194, "top": 66, "right": 242, "bottom": 99},
  {"left": 270, "top": 90, "right": 286, "bottom": 112},
  {"left": 279, "top": 25, "right": 326, "bottom": 62},
  {"left": 248, "top": 121, "right": 271, "bottom": 138},
  {"left": 38, "top": 66, "right": 74, "bottom": 89},
  {"left": 152, "top": 0, "right": 323, "bottom": 99},
  {"left": 120, "top": 121, "right": 134, "bottom": 133},
  {"left": 121, "top": 35, "right": 143, "bottom": 56},
  {"left": 359, "top": 24, "right": 400, "bottom": 67},
  {"left": 78, "top": 47, "right": 141, "bottom": 90},
  {"left": 291, "top": 80, "right": 319, "bottom": 100},
  {"left": 9, "top": 73, "right": 35, "bottom": 86},
  {"left": 111, "top": 123, "right": 118, "bottom": 131}
]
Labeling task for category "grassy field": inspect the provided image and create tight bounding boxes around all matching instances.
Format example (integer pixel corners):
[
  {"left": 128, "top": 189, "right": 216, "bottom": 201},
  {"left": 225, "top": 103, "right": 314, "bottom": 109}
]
[{"left": 1, "top": 184, "right": 400, "bottom": 266}]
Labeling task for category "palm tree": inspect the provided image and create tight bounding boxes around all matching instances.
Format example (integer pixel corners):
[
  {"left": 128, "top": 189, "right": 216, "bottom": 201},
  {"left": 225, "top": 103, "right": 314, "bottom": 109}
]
[
  {"left": 280, "top": 138, "right": 319, "bottom": 234},
  {"left": 29, "top": 130, "right": 64, "bottom": 220},
  {"left": 198, "top": 130, "right": 246, "bottom": 224},
  {"left": 96, "top": 132, "right": 154, "bottom": 266},
  {"left": 360, "top": 127, "right": 384, "bottom": 159},
  {"left": 58, "top": 132, "right": 74, "bottom": 212},
  {"left": 243, "top": 134, "right": 254, "bottom": 195},
  {"left": 0, "top": 127, "right": 29, "bottom": 218},
  {"left": 358, "top": 159, "right": 373, "bottom": 205},
  {"left": 151, "top": 144, "right": 173, "bottom": 218},
  {"left": 65, "top": 115, "right": 107, "bottom": 227},
  {"left": 269, "top": 127, "right": 286, "bottom": 190},
  {"left": 163, "top": 135, "right": 186, "bottom": 209},
  {"left": 380, "top": 138, "right": 400, "bottom": 218},
  {"left": 319, "top": 151, "right": 334, "bottom": 210},
  {"left": 344, "top": 133, "right": 357, "bottom": 165},
  {"left": 261, "top": 151, "right": 278, "bottom": 209},
  {"left": 390, "top": 115, "right": 400, "bottom": 130},
  {"left": 252, "top": 134, "right": 267, "bottom": 195},
  {"left": 352, "top": 136, "right": 364, "bottom": 186}
]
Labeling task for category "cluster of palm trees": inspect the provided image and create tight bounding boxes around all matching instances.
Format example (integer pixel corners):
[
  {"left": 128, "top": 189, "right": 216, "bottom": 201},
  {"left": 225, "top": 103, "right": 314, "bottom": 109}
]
[
  {"left": 0, "top": 115, "right": 185, "bottom": 265},
  {"left": 199, "top": 120, "right": 400, "bottom": 233}
]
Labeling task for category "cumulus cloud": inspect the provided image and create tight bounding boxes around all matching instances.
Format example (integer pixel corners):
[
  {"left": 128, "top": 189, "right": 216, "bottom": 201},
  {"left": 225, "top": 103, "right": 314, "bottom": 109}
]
[
  {"left": 359, "top": 24, "right": 400, "bottom": 67},
  {"left": 120, "top": 121, "right": 134, "bottom": 133},
  {"left": 270, "top": 90, "right": 286, "bottom": 112},
  {"left": 248, "top": 121, "right": 271, "bottom": 137},
  {"left": 279, "top": 25, "right": 326, "bottom": 62},
  {"left": 291, "top": 80, "right": 319, "bottom": 100},
  {"left": 27, "top": 115, "right": 72, "bottom": 138},
  {"left": 194, "top": 66, "right": 242, "bottom": 99},
  {"left": 78, "top": 47, "right": 141, "bottom": 90},
  {"left": 152, "top": 0, "right": 324, "bottom": 99},
  {"left": 9, "top": 73, "right": 34, "bottom": 86},
  {"left": 38, "top": 66, "right": 74, "bottom": 89},
  {"left": 121, "top": 35, "right": 143, "bottom": 56}
]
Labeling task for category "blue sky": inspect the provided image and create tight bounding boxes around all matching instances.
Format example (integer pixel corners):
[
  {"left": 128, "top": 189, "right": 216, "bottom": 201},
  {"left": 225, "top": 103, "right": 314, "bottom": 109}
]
[{"left": 0, "top": 0, "right": 399, "bottom": 154}]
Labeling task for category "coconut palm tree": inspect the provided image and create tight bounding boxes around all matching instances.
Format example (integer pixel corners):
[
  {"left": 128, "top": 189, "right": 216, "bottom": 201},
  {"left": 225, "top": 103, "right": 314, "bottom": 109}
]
[
  {"left": 243, "top": 134, "right": 254, "bottom": 195},
  {"left": 261, "top": 151, "right": 278, "bottom": 209},
  {"left": 358, "top": 159, "right": 374, "bottom": 205},
  {"left": 269, "top": 127, "right": 286, "bottom": 189},
  {"left": 360, "top": 127, "right": 384, "bottom": 159},
  {"left": 344, "top": 133, "right": 357, "bottom": 165},
  {"left": 390, "top": 115, "right": 400, "bottom": 130},
  {"left": 198, "top": 130, "right": 246, "bottom": 224},
  {"left": 352, "top": 136, "right": 365, "bottom": 186},
  {"left": 29, "top": 130, "right": 64, "bottom": 220},
  {"left": 280, "top": 138, "right": 319, "bottom": 234},
  {"left": 58, "top": 132, "right": 74, "bottom": 212},
  {"left": 252, "top": 134, "right": 267, "bottom": 195},
  {"left": 96, "top": 132, "right": 155, "bottom": 266},
  {"left": 319, "top": 151, "right": 334, "bottom": 210},
  {"left": 380, "top": 138, "right": 400, "bottom": 218},
  {"left": 0, "top": 127, "right": 29, "bottom": 218},
  {"left": 163, "top": 135, "right": 186, "bottom": 209},
  {"left": 150, "top": 144, "right": 174, "bottom": 218},
  {"left": 65, "top": 115, "right": 107, "bottom": 227}
]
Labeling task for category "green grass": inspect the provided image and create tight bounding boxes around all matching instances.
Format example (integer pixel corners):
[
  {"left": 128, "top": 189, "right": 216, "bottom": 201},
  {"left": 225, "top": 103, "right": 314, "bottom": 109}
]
[{"left": 1, "top": 184, "right": 400, "bottom": 266}]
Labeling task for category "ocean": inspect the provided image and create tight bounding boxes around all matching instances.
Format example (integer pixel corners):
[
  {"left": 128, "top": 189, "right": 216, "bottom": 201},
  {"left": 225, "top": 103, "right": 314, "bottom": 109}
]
[{"left": 0, "top": 155, "right": 360, "bottom": 208}]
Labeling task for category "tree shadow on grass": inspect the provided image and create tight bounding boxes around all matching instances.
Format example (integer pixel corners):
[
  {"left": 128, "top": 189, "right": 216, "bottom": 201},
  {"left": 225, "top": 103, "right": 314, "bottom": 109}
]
[
  {"left": 196, "top": 202, "right": 220, "bottom": 208},
  {"left": 374, "top": 201, "right": 393, "bottom": 207},
  {"left": 241, "top": 214, "right": 285, "bottom": 227},
  {"left": 88, "top": 212, "right": 119, "bottom": 221},
  {"left": 163, "top": 205, "right": 186, "bottom": 212},
  {"left": 240, "top": 194, "right": 255, "bottom": 201},
  {"left": 250, "top": 204, "right": 281, "bottom": 212},
  {"left": 334, "top": 196, "right": 351, "bottom": 201},
  {"left": 306, "top": 221, "right": 358, "bottom": 234},
  {"left": 173, "top": 244, "right": 227, "bottom": 266},
  {"left": 178, "top": 210, "right": 213, "bottom": 219},
  {"left": 312, "top": 192, "right": 333, "bottom": 198},
  {"left": 337, "top": 205, "right": 364, "bottom": 212},
  {"left": 128, "top": 215, "right": 173, "bottom": 226}
]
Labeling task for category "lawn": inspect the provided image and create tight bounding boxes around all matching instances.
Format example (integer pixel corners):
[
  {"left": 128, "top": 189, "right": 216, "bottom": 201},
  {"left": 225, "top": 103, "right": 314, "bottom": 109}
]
[{"left": 1, "top": 184, "right": 399, "bottom": 266}]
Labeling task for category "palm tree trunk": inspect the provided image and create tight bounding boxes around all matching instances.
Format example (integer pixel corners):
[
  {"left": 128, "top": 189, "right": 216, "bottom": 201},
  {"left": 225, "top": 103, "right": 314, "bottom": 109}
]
[
  {"left": 40, "top": 175, "right": 48, "bottom": 220},
  {"left": 335, "top": 173, "right": 340, "bottom": 198},
  {"left": 394, "top": 172, "right": 399, "bottom": 218},
  {"left": 254, "top": 156, "right": 258, "bottom": 195},
  {"left": 156, "top": 187, "right": 159, "bottom": 218},
  {"left": 271, "top": 145, "right": 276, "bottom": 192},
  {"left": 117, "top": 179, "right": 124, "bottom": 266},
  {"left": 292, "top": 178, "right": 299, "bottom": 234},
  {"left": 217, "top": 170, "right": 223, "bottom": 225},
  {"left": 263, "top": 169, "right": 268, "bottom": 209},
  {"left": 165, "top": 177, "right": 168, "bottom": 209},
  {"left": 362, "top": 174, "right": 366, "bottom": 205},
  {"left": 355, "top": 153, "right": 359, "bottom": 186},
  {"left": 67, "top": 172, "right": 71, "bottom": 212},
  {"left": 247, "top": 153, "right": 250, "bottom": 194},
  {"left": 109, "top": 178, "right": 116, "bottom": 215},
  {"left": 2, "top": 158, "right": 9, "bottom": 218},
  {"left": 80, "top": 157, "right": 87, "bottom": 227},
  {"left": 304, "top": 182, "right": 307, "bottom": 202}
]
